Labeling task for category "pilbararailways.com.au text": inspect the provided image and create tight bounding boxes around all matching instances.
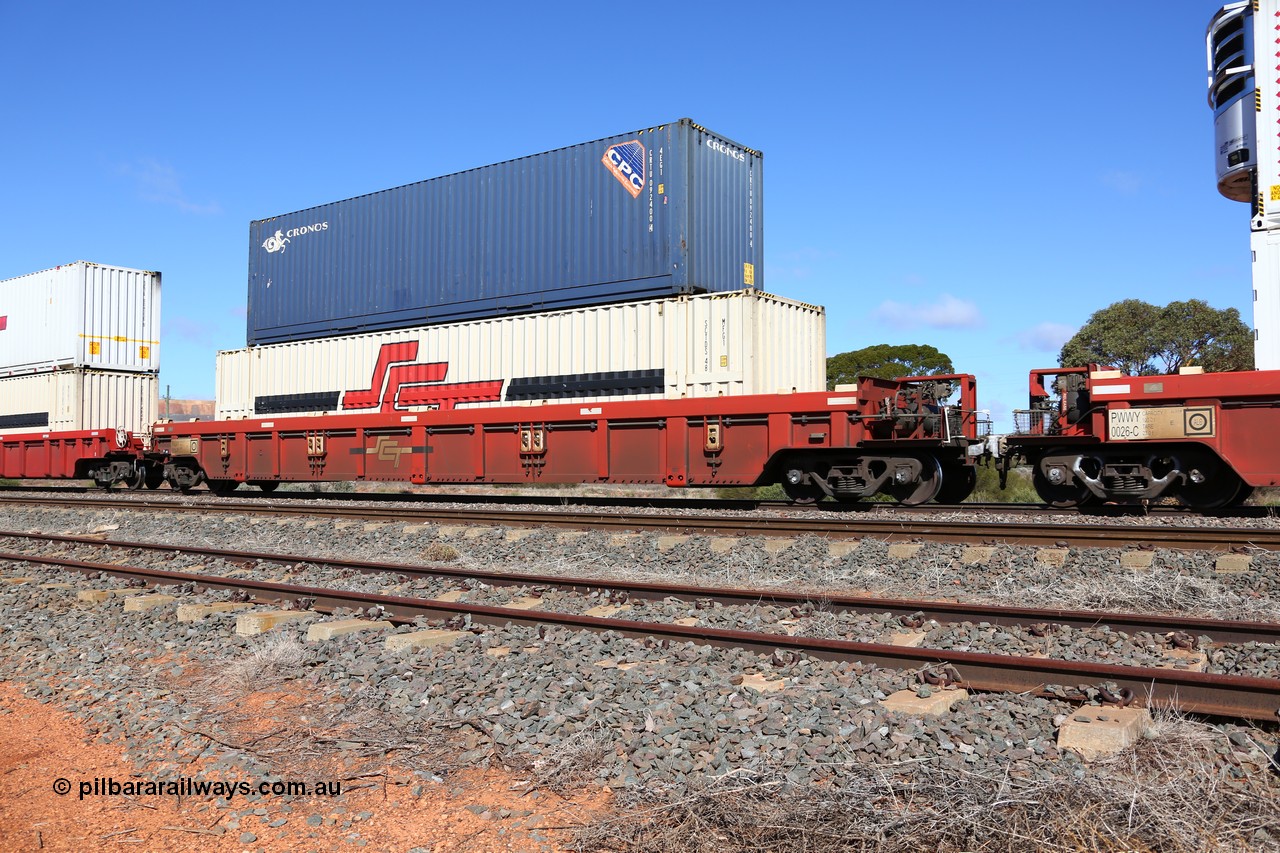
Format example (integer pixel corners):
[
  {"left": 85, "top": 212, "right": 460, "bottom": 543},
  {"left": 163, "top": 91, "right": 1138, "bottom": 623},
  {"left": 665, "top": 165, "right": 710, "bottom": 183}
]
[{"left": 53, "top": 776, "right": 343, "bottom": 801}]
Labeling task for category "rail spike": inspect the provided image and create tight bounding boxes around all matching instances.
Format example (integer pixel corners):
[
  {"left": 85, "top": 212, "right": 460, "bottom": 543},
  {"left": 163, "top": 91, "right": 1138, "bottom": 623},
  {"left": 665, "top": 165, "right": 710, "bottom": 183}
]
[
  {"left": 1097, "top": 686, "right": 1136, "bottom": 708},
  {"left": 920, "top": 664, "right": 963, "bottom": 689}
]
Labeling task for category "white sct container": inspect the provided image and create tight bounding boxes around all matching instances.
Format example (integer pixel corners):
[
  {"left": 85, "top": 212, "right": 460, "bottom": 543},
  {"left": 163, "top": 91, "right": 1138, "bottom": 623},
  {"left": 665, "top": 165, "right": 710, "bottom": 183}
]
[
  {"left": 216, "top": 289, "right": 825, "bottom": 419},
  {"left": 0, "top": 369, "right": 159, "bottom": 436},
  {"left": 0, "top": 261, "right": 161, "bottom": 376}
]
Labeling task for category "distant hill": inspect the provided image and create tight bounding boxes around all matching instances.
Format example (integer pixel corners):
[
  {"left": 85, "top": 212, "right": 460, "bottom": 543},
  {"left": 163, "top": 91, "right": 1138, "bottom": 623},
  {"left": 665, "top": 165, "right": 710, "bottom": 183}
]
[{"left": 160, "top": 399, "right": 215, "bottom": 421}]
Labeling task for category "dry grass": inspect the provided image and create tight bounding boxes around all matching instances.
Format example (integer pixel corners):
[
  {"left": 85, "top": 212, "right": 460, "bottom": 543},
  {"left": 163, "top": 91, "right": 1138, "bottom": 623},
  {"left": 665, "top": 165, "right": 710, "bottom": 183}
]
[
  {"left": 220, "top": 632, "right": 309, "bottom": 690},
  {"left": 516, "top": 722, "right": 616, "bottom": 793},
  {"left": 182, "top": 648, "right": 457, "bottom": 786},
  {"left": 420, "top": 541, "right": 461, "bottom": 562},
  {"left": 998, "top": 567, "right": 1280, "bottom": 623},
  {"left": 573, "top": 708, "right": 1280, "bottom": 853},
  {"left": 717, "top": 546, "right": 801, "bottom": 588},
  {"left": 457, "top": 550, "right": 594, "bottom": 578},
  {"left": 797, "top": 597, "right": 849, "bottom": 640}
]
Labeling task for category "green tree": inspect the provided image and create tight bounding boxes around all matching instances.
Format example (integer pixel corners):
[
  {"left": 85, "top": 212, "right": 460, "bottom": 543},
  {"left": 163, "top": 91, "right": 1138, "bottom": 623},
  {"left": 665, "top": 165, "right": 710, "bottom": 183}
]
[
  {"left": 1154, "top": 299, "right": 1254, "bottom": 373},
  {"left": 1059, "top": 299, "right": 1253, "bottom": 375},
  {"left": 826, "top": 344, "right": 955, "bottom": 389}
]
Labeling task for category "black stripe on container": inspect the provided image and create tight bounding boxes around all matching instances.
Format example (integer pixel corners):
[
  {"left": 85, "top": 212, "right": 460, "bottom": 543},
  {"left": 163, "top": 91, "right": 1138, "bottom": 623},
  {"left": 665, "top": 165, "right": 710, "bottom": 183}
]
[
  {"left": 505, "top": 369, "right": 665, "bottom": 401},
  {"left": 0, "top": 412, "right": 50, "bottom": 430},
  {"left": 255, "top": 391, "right": 342, "bottom": 414}
]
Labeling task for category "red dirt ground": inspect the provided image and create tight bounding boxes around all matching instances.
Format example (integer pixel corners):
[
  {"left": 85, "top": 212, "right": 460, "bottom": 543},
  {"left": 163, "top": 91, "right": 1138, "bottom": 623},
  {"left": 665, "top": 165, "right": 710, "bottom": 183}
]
[{"left": 0, "top": 681, "right": 610, "bottom": 852}]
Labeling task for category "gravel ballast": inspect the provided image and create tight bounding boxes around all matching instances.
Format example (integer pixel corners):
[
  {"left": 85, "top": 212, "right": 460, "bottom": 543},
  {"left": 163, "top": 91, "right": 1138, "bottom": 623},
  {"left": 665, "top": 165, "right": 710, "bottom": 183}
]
[{"left": 1, "top": 500, "right": 1278, "bottom": 851}]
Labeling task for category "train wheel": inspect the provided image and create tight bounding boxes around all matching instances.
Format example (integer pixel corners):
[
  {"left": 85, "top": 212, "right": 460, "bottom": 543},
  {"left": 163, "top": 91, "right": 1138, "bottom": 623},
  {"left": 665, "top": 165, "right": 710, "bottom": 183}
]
[
  {"left": 934, "top": 465, "right": 977, "bottom": 505},
  {"left": 166, "top": 462, "right": 203, "bottom": 494},
  {"left": 783, "top": 481, "right": 824, "bottom": 505},
  {"left": 1179, "top": 465, "right": 1248, "bottom": 510},
  {"left": 884, "top": 457, "right": 943, "bottom": 506},
  {"left": 251, "top": 481, "right": 280, "bottom": 494},
  {"left": 125, "top": 467, "right": 145, "bottom": 490},
  {"left": 144, "top": 467, "right": 165, "bottom": 489},
  {"left": 207, "top": 479, "right": 240, "bottom": 496},
  {"left": 1032, "top": 466, "right": 1091, "bottom": 508}
]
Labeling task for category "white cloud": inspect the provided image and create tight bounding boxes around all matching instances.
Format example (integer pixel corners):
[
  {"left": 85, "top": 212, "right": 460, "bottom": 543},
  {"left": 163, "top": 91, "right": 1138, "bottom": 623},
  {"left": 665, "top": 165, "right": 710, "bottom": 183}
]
[
  {"left": 118, "top": 159, "right": 222, "bottom": 214},
  {"left": 164, "top": 316, "right": 215, "bottom": 346},
  {"left": 872, "top": 293, "right": 984, "bottom": 330},
  {"left": 1101, "top": 170, "right": 1141, "bottom": 195},
  {"left": 770, "top": 246, "right": 840, "bottom": 282},
  {"left": 1014, "top": 321, "right": 1076, "bottom": 352}
]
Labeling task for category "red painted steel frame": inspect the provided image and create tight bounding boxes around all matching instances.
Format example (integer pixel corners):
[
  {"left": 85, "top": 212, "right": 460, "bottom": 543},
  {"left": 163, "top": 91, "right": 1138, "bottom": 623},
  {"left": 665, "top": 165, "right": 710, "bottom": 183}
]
[
  {"left": 150, "top": 383, "right": 979, "bottom": 488},
  {"left": 0, "top": 431, "right": 142, "bottom": 479},
  {"left": 1016, "top": 366, "right": 1280, "bottom": 487}
]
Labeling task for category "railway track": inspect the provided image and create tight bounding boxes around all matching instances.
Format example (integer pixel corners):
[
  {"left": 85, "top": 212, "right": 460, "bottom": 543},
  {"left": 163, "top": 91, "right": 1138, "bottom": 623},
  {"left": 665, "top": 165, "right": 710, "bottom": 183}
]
[
  {"left": 4, "top": 530, "right": 1278, "bottom": 720},
  {"left": 4, "top": 529, "right": 1278, "bottom": 645},
  {"left": 5, "top": 483, "right": 1280, "bottom": 519},
  {"left": 3, "top": 492, "right": 1279, "bottom": 551}
]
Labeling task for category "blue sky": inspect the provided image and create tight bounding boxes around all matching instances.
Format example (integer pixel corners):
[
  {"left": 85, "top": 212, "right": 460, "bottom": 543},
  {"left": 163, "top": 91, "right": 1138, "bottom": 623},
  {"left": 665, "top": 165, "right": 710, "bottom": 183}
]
[{"left": 0, "top": 2, "right": 1249, "bottom": 429}]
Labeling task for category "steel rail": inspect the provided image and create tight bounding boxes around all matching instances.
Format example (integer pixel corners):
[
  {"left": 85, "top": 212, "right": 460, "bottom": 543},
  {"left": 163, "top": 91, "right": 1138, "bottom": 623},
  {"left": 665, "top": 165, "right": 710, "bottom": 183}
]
[
  {"left": 4, "top": 549, "right": 1278, "bottom": 721},
  {"left": 1, "top": 494, "right": 1279, "bottom": 551},
  {"left": 4, "top": 529, "right": 1279, "bottom": 646},
  {"left": 6, "top": 485, "right": 1276, "bottom": 520}
]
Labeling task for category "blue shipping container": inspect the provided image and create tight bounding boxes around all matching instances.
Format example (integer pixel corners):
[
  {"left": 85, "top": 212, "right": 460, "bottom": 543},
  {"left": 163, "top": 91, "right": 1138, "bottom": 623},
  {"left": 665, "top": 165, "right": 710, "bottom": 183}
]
[{"left": 247, "top": 119, "right": 763, "bottom": 345}]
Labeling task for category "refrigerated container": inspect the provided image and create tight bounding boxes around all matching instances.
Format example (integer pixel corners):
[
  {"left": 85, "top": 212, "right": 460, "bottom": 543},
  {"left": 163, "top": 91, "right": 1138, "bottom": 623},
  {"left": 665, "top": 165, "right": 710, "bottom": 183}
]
[
  {"left": 218, "top": 289, "right": 823, "bottom": 419},
  {"left": 0, "top": 261, "right": 160, "bottom": 376},
  {"left": 248, "top": 119, "right": 763, "bottom": 344}
]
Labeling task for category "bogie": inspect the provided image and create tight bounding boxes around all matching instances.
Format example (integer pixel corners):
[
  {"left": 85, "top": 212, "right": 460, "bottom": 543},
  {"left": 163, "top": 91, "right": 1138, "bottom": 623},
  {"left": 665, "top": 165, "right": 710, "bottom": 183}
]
[
  {"left": 780, "top": 453, "right": 974, "bottom": 506},
  {"left": 164, "top": 462, "right": 204, "bottom": 494},
  {"left": 1005, "top": 365, "right": 1270, "bottom": 511},
  {"left": 87, "top": 460, "right": 145, "bottom": 491}
]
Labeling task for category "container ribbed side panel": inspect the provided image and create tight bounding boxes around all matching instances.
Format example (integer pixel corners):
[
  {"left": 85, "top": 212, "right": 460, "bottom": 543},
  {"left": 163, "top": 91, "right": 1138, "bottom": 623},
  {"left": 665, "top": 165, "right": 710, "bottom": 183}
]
[
  {"left": 686, "top": 123, "right": 764, "bottom": 293},
  {"left": 248, "top": 120, "right": 762, "bottom": 344},
  {"left": 0, "top": 369, "right": 157, "bottom": 435},
  {"left": 82, "top": 263, "right": 162, "bottom": 373},
  {"left": 0, "top": 262, "right": 160, "bottom": 376},
  {"left": 220, "top": 290, "right": 823, "bottom": 418}
]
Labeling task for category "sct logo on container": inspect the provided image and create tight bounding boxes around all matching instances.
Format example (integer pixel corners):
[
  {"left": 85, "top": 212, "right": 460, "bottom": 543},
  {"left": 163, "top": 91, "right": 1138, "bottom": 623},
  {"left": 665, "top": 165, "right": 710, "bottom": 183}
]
[{"left": 603, "top": 141, "right": 646, "bottom": 198}]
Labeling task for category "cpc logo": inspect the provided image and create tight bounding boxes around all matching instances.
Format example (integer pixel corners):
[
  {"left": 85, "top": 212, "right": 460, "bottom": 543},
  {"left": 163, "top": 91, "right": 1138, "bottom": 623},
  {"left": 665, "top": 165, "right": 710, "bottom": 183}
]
[
  {"left": 262, "top": 230, "right": 290, "bottom": 254},
  {"left": 603, "top": 140, "right": 646, "bottom": 198}
]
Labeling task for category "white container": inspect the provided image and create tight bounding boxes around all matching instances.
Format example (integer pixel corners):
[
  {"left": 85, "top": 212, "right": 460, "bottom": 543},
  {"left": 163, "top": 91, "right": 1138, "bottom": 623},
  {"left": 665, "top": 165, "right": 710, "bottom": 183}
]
[
  {"left": 216, "top": 289, "right": 825, "bottom": 419},
  {"left": 0, "top": 369, "right": 158, "bottom": 435},
  {"left": 0, "top": 261, "right": 161, "bottom": 376}
]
